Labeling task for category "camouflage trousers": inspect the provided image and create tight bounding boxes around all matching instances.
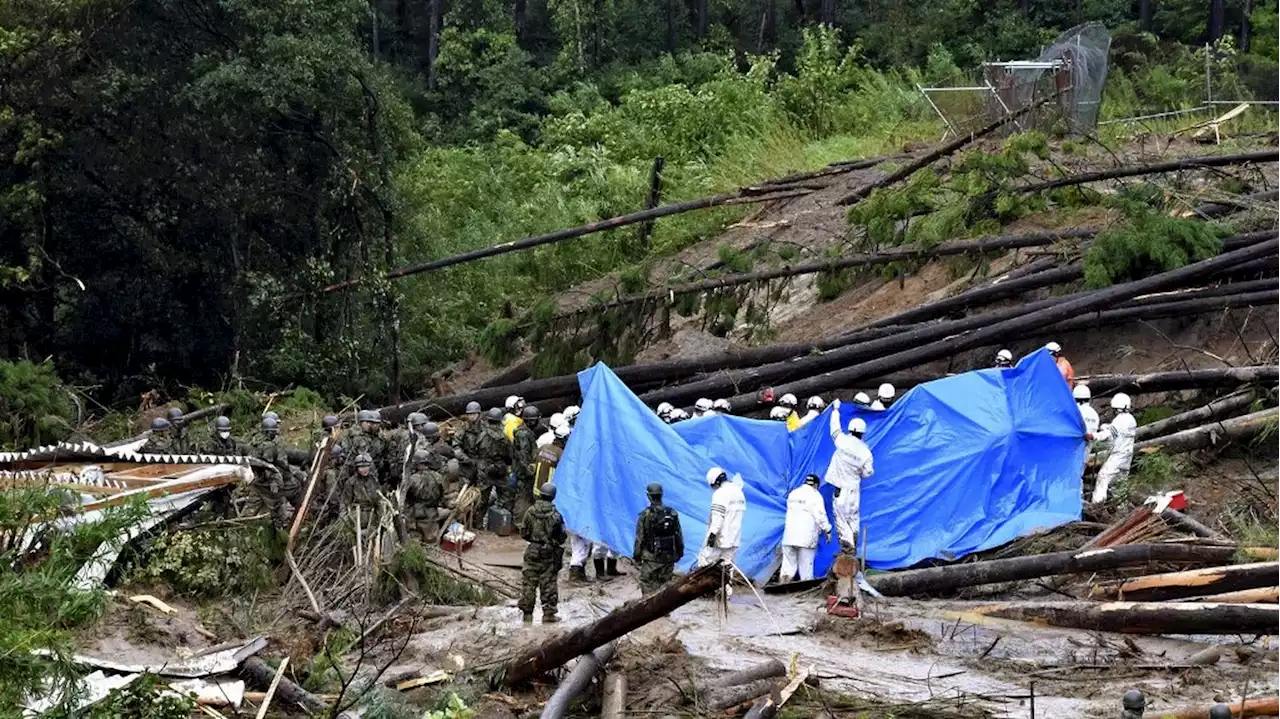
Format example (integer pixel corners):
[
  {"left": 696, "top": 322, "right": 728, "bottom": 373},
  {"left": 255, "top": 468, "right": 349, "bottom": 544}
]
[
  {"left": 637, "top": 557, "right": 675, "bottom": 595},
  {"left": 518, "top": 544, "right": 562, "bottom": 615},
  {"left": 241, "top": 469, "right": 291, "bottom": 527}
]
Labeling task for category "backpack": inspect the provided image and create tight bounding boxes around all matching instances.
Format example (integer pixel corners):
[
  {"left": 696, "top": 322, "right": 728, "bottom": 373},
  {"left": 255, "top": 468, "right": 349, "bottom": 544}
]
[{"left": 648, "top": 507, "right": 680, "bottom": 559}]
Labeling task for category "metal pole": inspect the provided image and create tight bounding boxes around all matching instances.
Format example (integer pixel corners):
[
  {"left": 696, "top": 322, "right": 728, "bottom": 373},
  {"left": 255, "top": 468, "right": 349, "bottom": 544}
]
[
  {"left": 986, "top": 80, "right": 1024, "bottom": 133},
  {"left": 1205, "top": 43, "right": 1213, "bottom": 105},
  {"left": 917, "top": 83, "right": 958, "bottom": 141}
]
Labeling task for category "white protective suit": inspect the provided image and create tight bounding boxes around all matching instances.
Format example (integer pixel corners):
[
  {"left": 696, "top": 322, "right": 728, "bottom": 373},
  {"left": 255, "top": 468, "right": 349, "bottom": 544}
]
[
  {"left": 697, "top": 476, "right": 746, "bottom": 566},
  {"left": 536, "top": 430, "right": 556, "bottom": 448},
  {"left": 823, "top": 409, "right": 873, "bottom": 550},
  {"left": 780, "top": 483, "right": 831, "bottom": 582},
  {"left": 1077, "top": 402, "right": 1100, "bottom": 437},
  {"left": 569, "top": 532, "right": 592, "bottom": 568},
  {"left": 1092, "top": 411, "right": 1136, "bottom": 503},
  {"left": 797, "top": 409, "right": 821, "bottom": 427}
]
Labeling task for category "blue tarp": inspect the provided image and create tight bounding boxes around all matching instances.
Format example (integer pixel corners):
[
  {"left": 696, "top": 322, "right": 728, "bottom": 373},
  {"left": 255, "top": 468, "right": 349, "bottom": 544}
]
[{"left": 553, "top": 350, "right": 1085, "bottom": 582}]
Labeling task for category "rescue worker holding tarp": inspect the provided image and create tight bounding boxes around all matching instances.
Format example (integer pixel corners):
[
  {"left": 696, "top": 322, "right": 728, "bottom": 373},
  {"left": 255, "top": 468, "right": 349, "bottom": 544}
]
[
  {"left": 1075, "top": 384, "right": 1099, "bottom": 438},
  {"left": 697, "top": 467, "right": 745, "bottom": 567},
  {"left": 1092, "top": 393, "right": 1136, "bottom": 503},
  {"left": 633, "top": 482, "right": 683, "bottom": 594},
  {"left": 825, "top": 401, "right": 873, "bottom": 554},
  {"left": 518, "top": 482, "right": 566, "bottom": 623},
  {"left": 781, "top": 474, "right": 832, "bottom": 583}
]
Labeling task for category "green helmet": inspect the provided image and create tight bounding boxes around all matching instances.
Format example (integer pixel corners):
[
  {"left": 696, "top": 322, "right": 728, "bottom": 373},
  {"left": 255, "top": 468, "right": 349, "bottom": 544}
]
[
  {"left": 485, "top": 407, "right": 503, "bottom": 423},
  {"left": 354, "top": 452, "right": 373, "bottom": 468},
  {"left": 646, "top": 482, "right": 663, "bottom": 497},
  {"left": 166, "top": 407, "right": 184, "bottom": 422},
  {"left": 214, "top": 416, "right": 232, "bottom": 431},
  {"left": 412, "top": 449, "right": 431, "bottom": 465},
  {"left": 540, "top": 482, "right": 557, "bottom": 500},
  {"left": 407, "top": 412, "right": 428, "bottom": 428},
  {"left": 465, "top": 401, "right": 482, "bottom": 415},
  {"left": 261, "top": 416, "right": 279, "bottom": 434},
  {"left": 150, "top": 417, "right": 170, "bottom": 432},
  {"left": 421, "top": 421, "right": 440, "bottom": 439}
]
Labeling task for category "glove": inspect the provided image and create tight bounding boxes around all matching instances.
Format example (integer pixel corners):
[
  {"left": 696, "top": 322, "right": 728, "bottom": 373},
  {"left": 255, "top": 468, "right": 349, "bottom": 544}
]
[{"left": 706, "top": 532, "right": 718, "bottom": 548}]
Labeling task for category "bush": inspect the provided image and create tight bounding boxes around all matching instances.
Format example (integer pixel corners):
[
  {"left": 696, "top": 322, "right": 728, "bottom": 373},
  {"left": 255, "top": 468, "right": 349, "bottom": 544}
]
[
  {"left": 128, "top": 525, "right": 281, "bottom": 598},
  {"left": 1083, "top": 215, "right": 1224, "bottom": 288},
  {"left": 0, "top": 360, "right": 74, "bottom": 450}
]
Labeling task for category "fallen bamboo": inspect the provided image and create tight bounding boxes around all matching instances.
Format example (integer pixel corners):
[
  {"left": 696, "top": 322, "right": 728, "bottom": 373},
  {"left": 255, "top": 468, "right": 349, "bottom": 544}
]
[
  {"left": 730, "top": 234, "right": 1279, "bottom": 408},
  {"left": 1017, "top": 149, "right": 1279, "bottom": 195},
  {"left": 498, "top": 562, "right": 724, "bottom": 687},
  {"left": 1089, "top": 562, "right": 1279, "bottom": 602},
  {"left": 601, "top": 672, "right": 626, "bottom": 719},
  {"left": 1137, "top": 392, "right": 1258, "bottom": 441},
  {"left": 1161, "top": 696, "right": 1279, "bottom": 719},
  {"left": 969, "top": 600, "right": 1278, "bottom": 634},
  {"left": 539, "top": 643, "right": 617, "bottom": 719},
  {"left": 1185, "top": 586, "right": 1279, "bottom": 604},
  {"left": 253, "top": 657, "right": 288, "bottom": 719},
  {"left": 835, "top": 92, "right": 1061, "bottom": 206},
  {"left": 241, "top": 657, "right": 328, "bottom": 714},
  {"left": 866, "top": 543, "right": 1238, "bottom": 597},
  {"left": 1133, "top": 408, "right": 1277, "bottom": 455}
]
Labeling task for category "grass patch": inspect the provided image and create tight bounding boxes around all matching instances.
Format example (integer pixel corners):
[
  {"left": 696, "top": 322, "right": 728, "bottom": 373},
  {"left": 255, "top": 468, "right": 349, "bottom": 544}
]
[
  {"left": 1136, "top": 405, "right": 1176, "bottom": 426},
  {"left": 1123, "top": 452, "right": 1185, "bottom": 499}
]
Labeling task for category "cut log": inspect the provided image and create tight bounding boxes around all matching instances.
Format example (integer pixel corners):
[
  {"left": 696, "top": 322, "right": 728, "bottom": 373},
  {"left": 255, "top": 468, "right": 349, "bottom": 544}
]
[
  {"left": 835, "top": 92, "right": 1061, "bottom": 206},
  {"left": 969, "top": 600, "right": 1278, "bottom": 634},
  {"left": 1134, "top": 408, "right": 1276, "bottom": 454},
  {"left": 1182, "top": 189, "right": 1280, "bottom": 219},
  {"left": 1161, "top": 696, "right": 1279, "bottom": 719},
  {"left": 866, "top": 543, "right": 1238, "bottom": 597},
  {"left": 1161, "top": 509, "right": 1229, "bottom": 541},
  {"left": 742, "top": 666, "right": 809, "bottom": 719},
  {"left": 1185, "top": 586, "right": 1279, "bottom": 604},
  {"left": 708, "top": 659, "right": 787, "bottom": 688},
  {"left": 861, "top": 263, "right": 1084, "bottom": 330},
  {"left": 539, "top": 643, "right": 617, "bottom": 719},
  {"left": 1017, "top": 149, "right": 1279, "bottom": 195},
  {"left": 600, "top": 673, "right": 626, "bottom": 719},
  {"left": 705, "top": 678, "right": 780, "bottom": 711},
  {"left": 241, "top": 657, "right": 328, "bottom": 714},
  {"left": 731, "top": 234, "right": 1279, "bottom": 408},
  {"left": 1136, "top": 392, "right": 1258, "bottom": 441},
  {"left": 1089, "top": 562, "right": 1279, "bottom": 602},
  {"left": 498, "top": 562, "right": 725, "bottom": 686}
]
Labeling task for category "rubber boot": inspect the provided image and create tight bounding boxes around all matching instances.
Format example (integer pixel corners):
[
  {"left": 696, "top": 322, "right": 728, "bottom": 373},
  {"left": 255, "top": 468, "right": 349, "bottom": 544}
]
[
  {"left": 542, "top": 611, "right": 560, "bottom": 623},
  {"left": 570, "top": 564, "right": 590, "bottom": 584},
  {"left": 605, "top": 558, "right": 625, "bottom": 577},
  {"left": 593, "top": 558, "right": 609, "bottom": 582}
]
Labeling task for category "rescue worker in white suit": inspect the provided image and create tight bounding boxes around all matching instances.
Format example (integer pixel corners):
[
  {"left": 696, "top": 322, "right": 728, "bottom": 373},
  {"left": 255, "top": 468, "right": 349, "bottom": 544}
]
[
  {"left": 797, "top": 396, "right": 825, "bottom": 427},
  {"left": 1074, "top": 384, "right": 1099, "bottom": 437},
  {"left": 697, "top": 467, "right": 746, "bottom": 567},
  {"left": 1092, "top": 393, "right": 1136, "bottom": 503},
  {"left": 780, "top": 474, "right": 832, "bottom": 582},
  {"left": 824, "top": 401, "right": 873, "bottom": 554}
]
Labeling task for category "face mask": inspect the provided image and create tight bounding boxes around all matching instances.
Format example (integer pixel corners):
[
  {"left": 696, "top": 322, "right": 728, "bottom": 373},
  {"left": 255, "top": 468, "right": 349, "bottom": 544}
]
[
  {"left": 218, "top": 431, "right": 230, "bottom": 439},
  {"left": 358, "top": 468, "right": 370, "bottom": 476}
]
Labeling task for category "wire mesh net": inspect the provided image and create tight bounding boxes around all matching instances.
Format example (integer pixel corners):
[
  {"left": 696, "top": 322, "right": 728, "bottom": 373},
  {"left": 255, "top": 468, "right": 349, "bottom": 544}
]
[{"left": 984, "top": 23, "right": 1112, "bottom": 134}]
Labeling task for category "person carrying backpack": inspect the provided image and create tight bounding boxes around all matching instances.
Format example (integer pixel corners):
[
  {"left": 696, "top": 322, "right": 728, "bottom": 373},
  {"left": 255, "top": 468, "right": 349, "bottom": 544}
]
[{"left": 633, "top": 483, "right": 684, "bottom": 594}]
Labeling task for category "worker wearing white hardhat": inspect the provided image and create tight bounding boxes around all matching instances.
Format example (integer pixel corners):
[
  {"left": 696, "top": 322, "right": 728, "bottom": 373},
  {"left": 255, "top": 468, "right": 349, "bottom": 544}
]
[
  {"left": 1092, "top": 393, "right": 1136, "bottom": 503},
  {"left": 656, "top": 402, "right": 675, "bottom": 423},
  {"left": 1045, "top": 341, "right": 1075, "bottom": 384},
  {"left": 870, "top": 383, "right": 895, "bottom": 411},
  {"left": 670, "top": 408, "right": 689, "bottom": 422},
  {"left": 697, "top": 467, "right": 746, "bottom": 567},
  {"left": 694, "top": 398, "right": 714, "bottom": 418},
  {"left": 769, "top": 406, "right": 791, "bottom": 421},
  {"left": 797, "top": 396, "right": 825, "bottom": 427},
  {"left": 503, "top": 395, "right": 525, "bottom": 441},
  {"left": 777, "top": 393, "right": 800, "bottom": 430},
  {"left": 1073, "top": 384, "right": 1099, "bottom": 437},
  {"left": 852, "top": 392, "right": 872, "bottom": 408},
  {"left": 563, "top": 405, "right": 581, "bottom": 425},
  {"left": 781, "top": 474, "right": 832, "bottom": 583},
  {"left": 713, "top": 398, "right": 732, "bottom": 414},
  {"left": 994, "top": 349, "right": 1013, "bottom": 368},
  {"left": 824, "top": 401, "right": 873, "bottom": 555}
]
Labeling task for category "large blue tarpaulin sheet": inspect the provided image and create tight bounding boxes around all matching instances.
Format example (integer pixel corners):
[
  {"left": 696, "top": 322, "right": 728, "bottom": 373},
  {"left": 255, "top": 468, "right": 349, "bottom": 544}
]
[{"left": 554, "top": 350, "right": 1084, "bottom": 581}]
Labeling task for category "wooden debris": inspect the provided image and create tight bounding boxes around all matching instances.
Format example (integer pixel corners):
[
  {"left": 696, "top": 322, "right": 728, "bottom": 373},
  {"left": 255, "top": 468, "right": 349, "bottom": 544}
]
[
  {"left": 1133, "top": 409, "right": 1277, "bottom": 455},
  {"left": 705, "top": 678, "right": 781, "bottom": 711},
  {"left": 395, "top": 671, "right": 451, "bottom": 690},
  {"left": 601, "top": 673, "right": 626, "bottom": 719},
  {"left": 743, "top": 666, "right": 811, "bottom": 719},
  {"left": 867, "top": 543, "right": 1237, "bottom": 597},
  {"left": 1161, "top": 508, "right": 1229, "bottom": 541},
  {"left": 1184, "top": 586, "right": 1279, "bottom": 604},
  {"left": 707, "top": 659, "right": 787, "bottom": 688},
  {"left": 1135, "top": 391, "right": 1257, "bottom": 441},
  {"left": 253, "top": 656, "right": 288, "bottom": 719},
  {"left": 1017, "top": 149, "right": 1278, "bottom": 195},
  {"left": 241, "top": 656, "right": 328, "bottom": 713},
  {"left": 130, "top": 594, "right": 177, "bottom": 614},
  {"left": 539, "top": 643, "right": 616, "bottom": 719},
  {"left": 499, "top": 562, "right": 724, "bottom": 687},
  {"left": 968, "top": 600, "right": 1278, "bottom": 635},
  {"left": 1162, "top": 696, "right": 1279, "bottom": 719},
  {"left": 1089, "top": 562, "right": 1279, "bottom": 602}
]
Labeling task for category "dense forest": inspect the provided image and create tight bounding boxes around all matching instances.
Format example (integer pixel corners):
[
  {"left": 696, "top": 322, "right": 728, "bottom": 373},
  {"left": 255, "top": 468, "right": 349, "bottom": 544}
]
[{"left": 1, "top": 0, "right": 1276, "bottom": 406}]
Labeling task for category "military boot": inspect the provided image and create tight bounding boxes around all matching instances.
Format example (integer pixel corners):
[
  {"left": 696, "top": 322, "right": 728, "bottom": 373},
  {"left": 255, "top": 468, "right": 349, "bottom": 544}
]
[
  {"left": 569, "top": 564, "right": 590, "bottom": 584},
  {"left": 593, "top": 558, "right": 609, "bottom": 582},
  {"left": 605, "top": 558, "right": 625, "bottom": 577},
  {"left": 542, "top": 611, "right": 560, "bottom": 623}
]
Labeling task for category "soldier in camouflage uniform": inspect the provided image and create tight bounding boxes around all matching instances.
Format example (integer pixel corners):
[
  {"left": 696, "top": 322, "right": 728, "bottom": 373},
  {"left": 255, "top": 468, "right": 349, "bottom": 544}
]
[
  {"left": 203, "top": 416, "right": 243, "bottom": 456},
  {"left": 249, "top": 416, "right": 297, "bottom": 525},
  {"left": 518, "top": 482, "right": 567, "bottom": 622},
  {"left": 633, "top": 483, "right": 684, "bottom": 594},
  {"left": 316, "top": 443, "right": 347, "bottom": 520},
  {"left": 343, "top": 452, "right": 382, "bottom": 509},
  {"left": 338, "top": 409, "right": 387, "bottom": 485},
  {"left": 139, "top": 417, "right": 173, "bottom": 454},
  {"left": 470, "top": 408, "right": 512, "bottom": 527},
  {"left": 403, "top": 449, "right": 445, "bottom": 543},
  {"left": 451, "top": 401, "right": 484, "bottom": 483},
  {"left": 509, "top": 405, "right": 542, "bottom": 518}
]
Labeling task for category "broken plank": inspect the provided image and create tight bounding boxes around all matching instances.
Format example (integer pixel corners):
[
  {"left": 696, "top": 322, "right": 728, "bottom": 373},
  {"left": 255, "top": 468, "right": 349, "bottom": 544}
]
[{"left": 1183, "top": 586, "right": 1279, "bottom": 604}]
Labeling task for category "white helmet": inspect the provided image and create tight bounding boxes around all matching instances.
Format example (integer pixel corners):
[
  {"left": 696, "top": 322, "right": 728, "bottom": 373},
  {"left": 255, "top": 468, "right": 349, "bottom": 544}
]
[
  {"left": 1072, "top": 384, "right": 1091, "bottom": 401},
  {"left": 554, "top": 423, "right": 571, "bottom": 439},
  {"left": 877, "top": 383, "right": 895, "bottom": 401},
  {"left": 778, "top": 393, "right": 798, "bottom": 408},
  {"left": 848, "top": 417, "right": 867, "bottom": 434},
  {"left": 505, "top": 395, "right": 523, "bottom": 411},
  {"left": 656, "top": 402, "right": 674, "bottom": 418},
  {"left": 853, "top": 392, "right": 872, "bottom": 406},
  {"left": 1110, "top": 393, "right": 1132, "bottom": 411},
  {"left": 996, "top": 349, "right": 1013, "bottom": 363},
  {"left": 713, "top": 398, "right": 731, "bottom": 412},
  {"left": 705, "top": 467, "right": 728, "bottom": 486},
  {"left": 769, "top": 406, "right": 790, "bottom": 421},
  {"left": 549, "top": 412, "right": 567, "bottom": 429},
  {"left": 563, "top": 405, "right": 580, "bottom": 420},
  {"left": 1045, "top": 341, "right": 1062, "bottom": 355},
  {"left": 807, "top": 396, "right": 826, "bottom": 411},
  {"left": 695, "top": 398, "right": 713, "bottom": 412},
  {"left": 671, "top": 408, "right": 689, "bottom": 421}
]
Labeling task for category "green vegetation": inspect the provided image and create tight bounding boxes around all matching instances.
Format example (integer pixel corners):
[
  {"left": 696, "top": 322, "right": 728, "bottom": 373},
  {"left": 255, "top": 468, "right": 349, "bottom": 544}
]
[
  {"left": 1083, "top": 214, "right": 1225, "bottom": 288},
  {"left": 0, "top": 360, "right": 75, "bottom": 450},
  {"left": 378, "top": 541, "right": 499, "bottom": 606},
  {"left": 1124, "top": 452, "right": 1186, "bottom": 498},
  {"left": 127, "top": 524, "right": 282, "bottom": 599}
]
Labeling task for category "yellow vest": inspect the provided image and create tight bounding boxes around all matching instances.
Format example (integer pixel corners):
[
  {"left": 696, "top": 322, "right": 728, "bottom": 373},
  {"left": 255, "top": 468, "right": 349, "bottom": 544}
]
[
  {"left": 785, "top": 411, "right": 800, "bottom": 432},
  {"left": 503, "top": 413, "right": 523, "bottom": 441}
]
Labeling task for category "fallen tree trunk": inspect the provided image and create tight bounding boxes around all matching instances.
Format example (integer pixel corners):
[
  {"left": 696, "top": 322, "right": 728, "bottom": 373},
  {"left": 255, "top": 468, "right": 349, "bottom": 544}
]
[
  {"left": 1133, "top": 408, "right": 1276, "bottom": 454},
  {"left": 969, "top": 600, "right": 1278, "bottom": 634},
  {"left": 498, "top": 562, "right": 725, "bottom": 687},
  {"left": 836, "top": 92, "right": 1061, "bottom": 206},
  {"left": 1161, "top": 696, "right": 1280, "bottom": 719},
  {"left": 601, "top": 673, "right": 626, "bottom": 719},
  {"left": 730, "top": 234, "right": 1279, "bottom": 408},
  {"left": 1182, "top": 189, "right": 1280, "bottom": 219},
  {"left": 1162, "top": 509, "right": 1229, "bottom": 541},
  {"left": 1044, "top": 288, "right": 1279, "bottom": 335},
  {"left": 241, "top": 656, "right": 328, "bottom": 714},
  {"left": 540, "top": 643, "right": 617, "bottom": 719},
  {"left": 1089, "top": 562, "right": 1279, "bottom": 602},
  {"left": 705, "top": 678, "right": 781, "bottom": 711},
  {"left": 1017, "top": 149, "right": 1279, "bottom": 195},
  {"left": 708, "top": 659, "right": 788, "bottom": 688},
  {"left": 1185, "top": 586, "right": 1279, "bottom": 604},
  {"left": 1079, "top": 366, "right": 1279, "bottom": 396},
  {"left": 867, "top": 543, "right": 1238, "bottom": 597},
  {"left": 1136, "top": 392, "right": 1258, "bottom": 441}
]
